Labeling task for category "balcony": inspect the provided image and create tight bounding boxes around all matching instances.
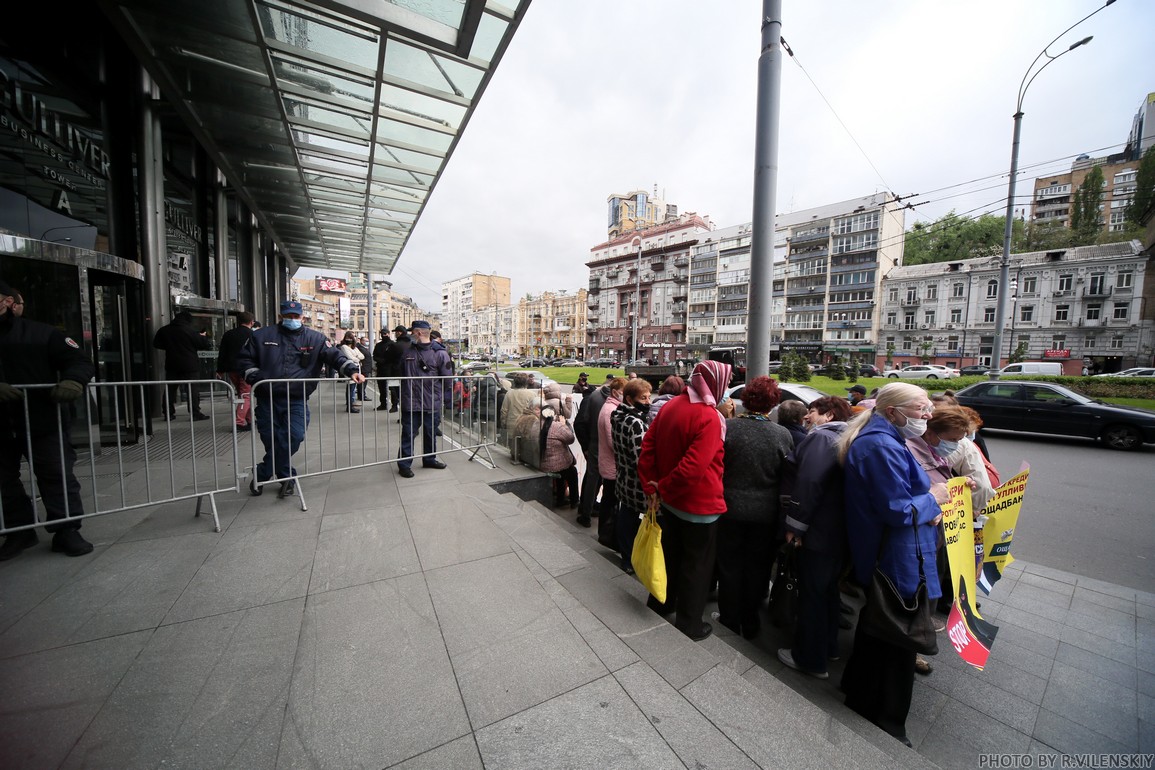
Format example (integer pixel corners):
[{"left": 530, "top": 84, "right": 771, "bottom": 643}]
[
  {"left": 1082, "top": 286, "right": 1112, "bottom": 298},
  {"left": 674, "top": 256, "right": 689, "bottom": 268},
  {"left": 790, "top": 229, "right": 829, "bottom": 244},
  {"left": 651, "top": 259, "right": 665, "bottom": 271},
  {"left": 900, "top": 298, "right": 920, "bottom": 307}
]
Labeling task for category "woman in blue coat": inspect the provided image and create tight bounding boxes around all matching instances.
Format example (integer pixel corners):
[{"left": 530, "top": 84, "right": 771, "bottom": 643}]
[{"left": 837, "top": 382, "right": 950, "bottom": 747}]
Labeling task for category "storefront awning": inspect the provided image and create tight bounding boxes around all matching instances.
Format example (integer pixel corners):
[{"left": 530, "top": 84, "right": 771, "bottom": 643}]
[{"left": 98, "top": 0, "right": 529, "bottom": 275}]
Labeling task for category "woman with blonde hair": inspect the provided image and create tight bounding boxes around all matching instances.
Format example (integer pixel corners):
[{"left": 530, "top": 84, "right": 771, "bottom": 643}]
[{"left": 838, "top": 382, "right": 950, "bottom": 747}]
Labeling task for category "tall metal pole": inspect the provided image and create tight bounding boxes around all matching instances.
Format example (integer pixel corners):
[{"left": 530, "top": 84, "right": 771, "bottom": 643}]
[
  {"left": 992, "top": 112, "right": 1022, "bottom": 374},
  {"left": 992, "top": 2, "right": 1110, "bottom": 376},
  {"left": 746, "top": 0, "right": 783, "bottom": 380}
]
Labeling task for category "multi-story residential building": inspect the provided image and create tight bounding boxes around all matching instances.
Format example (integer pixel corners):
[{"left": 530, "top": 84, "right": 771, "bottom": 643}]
[
  {"left": 878, "top": 241, "right": 1153, "bottom": 373},
  {"left": 1031, "top": 154, "right": 1139, "bottom": 233},
  {"left": 515, "top": 290, "right": 588, "bottom": 357},
  {"left": 291, "top": 274, "right": 436, "bottom": 339},
  {"left": 441, "top": 273, "right": 512, "bottom": 345},
  {"left": 465, "top": 304, "right": 518, "bottom": 356},
  {"left": 296, "top": 294, "right": 341, "bottom": 341},
  {"left": 586, "top": 212, "right": 713, "bottom": 363},
  {"left": 606, "top": 187, "right": 680, "bottom": 240},
  {"left": 671, "top": 193, "right": 903, "bottom": 364},
  {"left": 1125, "top": 91, "right": 1155, "bottom": 160}
]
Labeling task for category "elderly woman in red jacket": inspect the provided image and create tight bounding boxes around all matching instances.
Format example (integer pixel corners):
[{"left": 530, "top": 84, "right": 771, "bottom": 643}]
[{"left": 638, "top": 360, "right": 731, "bottom": 641}]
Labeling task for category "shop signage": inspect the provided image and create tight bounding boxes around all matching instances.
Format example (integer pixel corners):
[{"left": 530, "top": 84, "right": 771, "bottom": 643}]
[{"left": 1042, "top": 349, "right": 1071, "bottom": 359}]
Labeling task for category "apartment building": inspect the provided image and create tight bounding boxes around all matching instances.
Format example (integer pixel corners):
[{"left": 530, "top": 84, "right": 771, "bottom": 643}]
[
  {"left": 1031, "top": 154, "right": 1140, "bottom": 233},
  {"left": 673, "top": 193, "right": 903, "bottom": 364},
  {"left": 606, "top": 187, "right": 680, "bottom": 240},
  {"left": 513, "top": 291, "right": 589, "bottom": 357},
  {"left": 586, "top": 212, "right": 713, "bottom": 363},
  {"left": 465, "top": 304, "right": 518, "bottom": 356},
  {"left": 878, "top": 241, "right": 1152, "bottom": 373},
  {"left": 441, "top": 273, "right": 512, "bottom": 344}
]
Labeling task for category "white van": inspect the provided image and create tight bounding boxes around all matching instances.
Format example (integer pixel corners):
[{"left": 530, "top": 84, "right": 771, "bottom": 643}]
[{"left": 998, "top": 361, "right": 1064, "bottom": 376}]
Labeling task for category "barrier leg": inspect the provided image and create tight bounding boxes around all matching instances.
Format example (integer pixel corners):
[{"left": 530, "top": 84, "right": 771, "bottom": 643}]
[{"left": 194, "top": 492, "right": 222, "bottom": 533}]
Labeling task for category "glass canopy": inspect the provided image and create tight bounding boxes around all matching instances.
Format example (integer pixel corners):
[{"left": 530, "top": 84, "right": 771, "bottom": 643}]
[{"left": 99, "top": 0, "right": 529, "bottom": 273}]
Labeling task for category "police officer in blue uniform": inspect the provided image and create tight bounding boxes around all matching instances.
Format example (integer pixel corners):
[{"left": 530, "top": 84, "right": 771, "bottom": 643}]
[{"left": 237, "top": 300, "right": 365, "bottom": 496}]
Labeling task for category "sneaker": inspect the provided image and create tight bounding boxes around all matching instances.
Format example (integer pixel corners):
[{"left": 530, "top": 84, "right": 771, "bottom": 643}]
[
  {"left": 398, "top": 467, "right": 415, "bottom": 478},
  {"left": 278, "top": 479, "right": 297, "bottom": 497},
  {"left": 51, "top": 529, "right": 94, "bottom": 557},
  {"left": 249, "top": 477, "right": 263, "bottom": 496},
  {"left": 915, "top": 656, "right": 934, "bottom": 676},
  {"left": 0, "top": 530, "right": 39, "bottom": 561},
  {"left": 777, "top": 648, "right": 828, "bottom": 679}
]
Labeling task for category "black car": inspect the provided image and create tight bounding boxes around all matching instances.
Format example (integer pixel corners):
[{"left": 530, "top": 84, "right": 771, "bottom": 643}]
[
  {"left": 959, "top": 365, "right": 992, "bottom": 377},
  {"left": 954, "top": 380, "right": 1155, "bottom": 451}
]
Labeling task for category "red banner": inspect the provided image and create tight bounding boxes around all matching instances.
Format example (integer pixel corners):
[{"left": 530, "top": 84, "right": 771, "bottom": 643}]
[{"left": 1042, "top": 349, "right": 1070, "bottom": 359}]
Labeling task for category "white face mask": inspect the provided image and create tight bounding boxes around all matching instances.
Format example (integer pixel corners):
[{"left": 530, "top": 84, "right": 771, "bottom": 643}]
[{"left": 897, "top": 417, "right": 928, "bottom": 438}]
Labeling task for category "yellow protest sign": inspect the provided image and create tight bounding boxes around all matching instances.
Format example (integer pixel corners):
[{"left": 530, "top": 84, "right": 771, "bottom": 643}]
[{"left": 978, "top": 466, "right": 1029, "bottom": 595}]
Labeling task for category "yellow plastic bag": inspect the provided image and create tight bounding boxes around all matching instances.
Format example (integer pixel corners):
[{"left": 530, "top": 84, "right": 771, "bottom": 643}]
[{"left": 631, "top": 500, "right": 667, "bottom": 604}]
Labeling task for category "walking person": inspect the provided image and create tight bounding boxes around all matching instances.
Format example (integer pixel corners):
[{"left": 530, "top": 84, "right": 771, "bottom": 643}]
[
  {"left": 153, "top": 310, "right": 212, "bottom": 420},
  {"left": 0, "top": 280, "right": 95, "bottom": 560},
  {"left": 395, "top": 320, "right": 453, "bottom": 478},
  {"left": 338, "top": 332, "right": 364, "bottom": 413},
  {"left": 216, "top": 311, "right": 255, "bottom": 430},
  {"left": 838, "top": 382, "right": 950, "bottom": 747},
  {"left": 637, "top": 360, "right": 731, "bottom": 641},
  {"left": 237, "top": 300, "right": 365, "bottom": 497},
  {"left": 356, "top": 335, "right": 373, "bottom": 403}
]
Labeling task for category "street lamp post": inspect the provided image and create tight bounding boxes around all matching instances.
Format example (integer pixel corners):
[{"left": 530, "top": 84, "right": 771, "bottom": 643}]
[{"left": 993, "top": 1, "right": 1113, "bottom": 376}]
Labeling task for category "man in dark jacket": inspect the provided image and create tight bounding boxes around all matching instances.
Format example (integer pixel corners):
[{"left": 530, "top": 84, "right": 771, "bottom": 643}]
[
  {"left": 236, "top": 300, "right": 365, "bottom": 496},
  {"left": 372, "top": 328, "right": 394, "bottom": 411},
  {"left": 0, "top": 280, "right": 95, "bottom": 560},
  {"left": 154, "top": 310, "right": 212, "bottom": 420},
  {"left": 380, "top": 324, "right": 408, "bottom": 413},
  {"left": 396, "top": 320, "right": 453, "bottom": 478},
  {"left": 216, "top": 311, "right": 255, "bottom": 430}
]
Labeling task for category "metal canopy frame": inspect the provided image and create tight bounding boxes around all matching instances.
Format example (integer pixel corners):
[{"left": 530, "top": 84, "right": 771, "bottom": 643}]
[{"left": 98, "top": 0, "right": 528, "bottom": 274}]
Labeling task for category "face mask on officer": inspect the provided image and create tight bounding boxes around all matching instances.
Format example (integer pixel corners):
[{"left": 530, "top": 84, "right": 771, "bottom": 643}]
[{"left": 281, "top": 315, "right": 302, "bottom": 331}]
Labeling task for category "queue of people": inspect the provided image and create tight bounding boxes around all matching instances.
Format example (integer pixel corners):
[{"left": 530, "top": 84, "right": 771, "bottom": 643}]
[{"left": 504, "top": 369, "right": 998, "bottom": 749}]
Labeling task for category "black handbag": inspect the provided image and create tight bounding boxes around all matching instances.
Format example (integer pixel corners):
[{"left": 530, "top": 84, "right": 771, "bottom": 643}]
[
  {"left": 769, "top": 542, "right": 800, "bottom": 628},
  {"left": 857, "top": 523, "right": 939, "bottom": 655}
]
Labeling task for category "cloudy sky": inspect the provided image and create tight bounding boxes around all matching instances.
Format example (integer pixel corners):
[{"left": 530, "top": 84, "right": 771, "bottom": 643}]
[{"left": 301, "top": 0, "right": 1153, "bottom": 312}]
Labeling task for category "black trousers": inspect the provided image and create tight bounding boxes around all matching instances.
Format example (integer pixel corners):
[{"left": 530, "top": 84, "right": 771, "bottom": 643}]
[
  {"left": 0, "top": 427, "right": 84, "bottom": 532},
  {"left": 792, "top": 548, "right": 843, "bottom": 672},
  {"left": 578, "top": 453, "right": 601, "bottom": 517},
  {"left": 552, "top": 465, "right": 579, "bottom": 506},
  {"left": 649, "top": 508, "right": 717, "bottom": 636},
  {"left": 841, "top": 618, "right": 916, "bottom": 739},
  {"left": 597, "top": 477, "right": 618, "bottom": 545},
  {"left": 164, "top": 370, "right": 202, "bottom": 416},
  {"left": 715, "top": 518, "right": 774, "bottom": 636}
]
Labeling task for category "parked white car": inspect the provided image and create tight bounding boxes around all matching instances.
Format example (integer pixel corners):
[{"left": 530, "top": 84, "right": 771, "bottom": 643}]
[{"left": 886, "top": 364, "right": 958, "bottom": 380}]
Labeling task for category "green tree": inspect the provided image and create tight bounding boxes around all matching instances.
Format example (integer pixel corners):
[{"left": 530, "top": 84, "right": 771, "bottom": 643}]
[
  {"left": 903, "top": 211, "right": 1023, "bottom": 266},
  {"left": 1009, "top": 340, "right": 1028, "bottom": 364},
  {"left": 829, "top": 355, "right": 846, "bottom": 381},
  {"left": 1019, "top": 220, "right": 1073, "bottom": 251},
  {"left": 1070, "top": 166, "right": 1105, "bottom": 245},
  {"left": 1126, "top": 145, "right": 1155, "bottom": 227},
  {"left": 793, "top": 352, "right": 813, "bottom": 382}
]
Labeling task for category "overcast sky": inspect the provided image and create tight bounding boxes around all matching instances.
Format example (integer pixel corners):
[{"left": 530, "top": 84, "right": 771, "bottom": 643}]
[{"left": 298, "top": 0, "right": 1153, "bottom": 312}]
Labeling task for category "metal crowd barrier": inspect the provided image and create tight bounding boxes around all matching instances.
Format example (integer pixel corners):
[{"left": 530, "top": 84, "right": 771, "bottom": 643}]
[
  {"left": 246, "top": 373, "right": 501, "bottom": 510},
  {"left": 0, "top": 379, "right": 241, "bottom": 537}
]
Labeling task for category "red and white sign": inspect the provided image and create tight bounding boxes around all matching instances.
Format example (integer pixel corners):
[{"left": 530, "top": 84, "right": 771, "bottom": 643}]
[
  {"left": 316, "top": 277, "right": 347, "bottom": 294},
  {"left": 1042, "top": 349, "right": 1070, "bottom": 359}
]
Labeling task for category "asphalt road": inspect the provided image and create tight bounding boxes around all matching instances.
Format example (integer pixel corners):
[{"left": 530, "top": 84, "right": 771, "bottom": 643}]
[{"left": 978, "top": 430, "right": 1154, "bottom": 594}]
